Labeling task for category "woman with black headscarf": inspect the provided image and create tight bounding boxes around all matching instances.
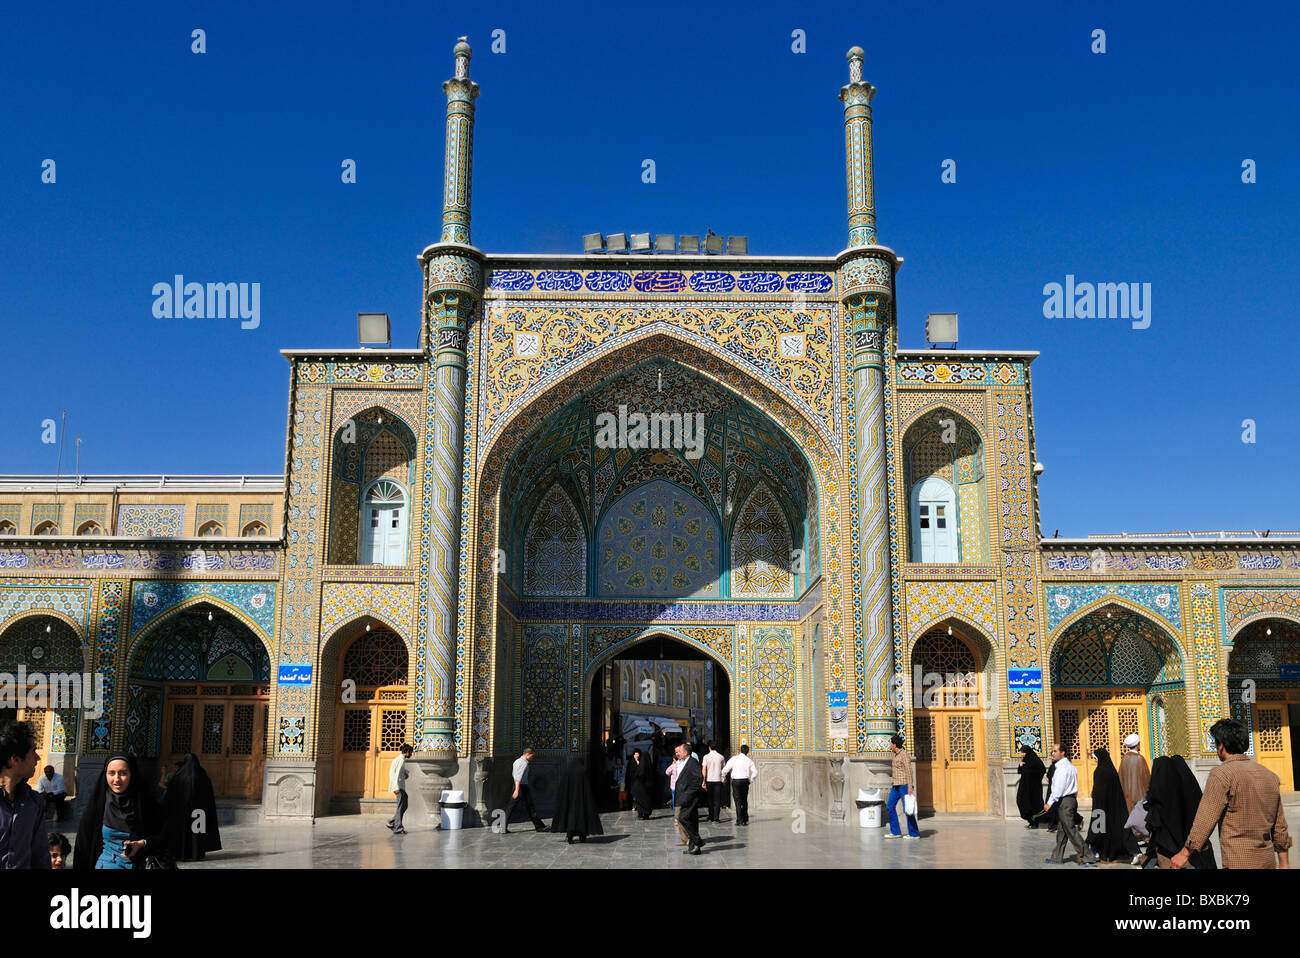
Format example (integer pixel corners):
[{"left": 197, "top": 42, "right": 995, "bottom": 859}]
[
  {"left": 73, "top": 754, "right": 168, "bottom": 870},
  {"left": 550, "top": 755, "right": 605, "bottom": 843},
  {"left": 1145, "top": 755, "right": 1216, "bottom": 869},
  {"left": 163, "top": 753, "right": 222, "bottom": 861},
  {"left": 627, "top": 748, "right": 656, "bottom": 820},
  {"left": 1016, "top": 745, "right": 1047, "bottom": 827},
  {"left": 1087, "top": 748, "right": 1138, "bottom": 862}
]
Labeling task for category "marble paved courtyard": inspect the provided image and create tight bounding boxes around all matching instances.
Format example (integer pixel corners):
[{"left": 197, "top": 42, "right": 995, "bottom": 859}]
[{"left": 156, "top": 810, "right": 1224, "bottom": 869}]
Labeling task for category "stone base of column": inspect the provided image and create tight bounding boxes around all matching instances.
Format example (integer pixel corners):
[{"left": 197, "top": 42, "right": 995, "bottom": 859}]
[
  {"left": 263, "top": 759, "right": 321, "bottom": 821},
  {"left": 408, "top": 751, "right": 459, "bottom": 824}
]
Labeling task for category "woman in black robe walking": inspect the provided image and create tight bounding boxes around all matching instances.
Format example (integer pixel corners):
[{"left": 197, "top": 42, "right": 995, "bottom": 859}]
[
  {"left": 1144, "top": 755, "right": 1216, "bottom": 869},
  {"left": 550, "top": 755, "right": 605, "bottom": 843},
  {"left": 72, "top": 753, "right": 169, "bottom": 870},
  {"left": 1088, "top": 748, "right": 1138, "bottom": 862},
  {"left": 163, "top": 753, "right": 222, "bottom": 861},
  {"left": 627, "top": 748, "right": 657, "bottom": 820},
  {"left": 1016, "top": 746, "right": 1047, "bottom": 827}
]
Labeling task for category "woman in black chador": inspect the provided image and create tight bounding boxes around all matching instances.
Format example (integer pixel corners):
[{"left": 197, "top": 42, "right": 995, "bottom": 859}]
[
  {"left": 1087, "top": 748, "right": 1138, "bottom": 862},
  {"left": 73, "top": 753, "right": 168, "bottom": 870},
  {"left": 1016, "top": 746, "right": 1047, "bottom": 827},
  {"left": 163, "top": 753, "right": 223, "bottom": 861},
  {"left": 550, "top": 755, "right": 605, "bottom": 843},
  {"left": 626, "top": 748, "right": 657, "bottom": 820},
  {"left": 1144, "top": 755, "right": 1216, "bottom": 869}
]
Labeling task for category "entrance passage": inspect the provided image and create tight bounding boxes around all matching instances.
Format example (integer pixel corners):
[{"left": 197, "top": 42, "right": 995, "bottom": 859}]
[
  {"left": 1251, "top": 694, "right": 1300, "bottom": 791},
  {"left": 331, "top": 629, "right": 409, "bottom": 799},
  {"left": 162, "top": 683, "right": 269, "bottom": 798},
  {"left": 911, "top": 628, "right": 988, "bottom": 813},
  {"left": 1053, "top": 690, "right": 1148, "bottom": 796},
  {"left": 588, "top": 634, "right": 730, "bottom": 811}
]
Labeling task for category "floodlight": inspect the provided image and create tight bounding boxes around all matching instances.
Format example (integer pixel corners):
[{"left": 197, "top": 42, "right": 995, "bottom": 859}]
[
  {"left": 582, "top": 232, "right": 605, "bottom": 253},
  {"left": 358, "top": 312, "right": 391, "bottom": 346}
]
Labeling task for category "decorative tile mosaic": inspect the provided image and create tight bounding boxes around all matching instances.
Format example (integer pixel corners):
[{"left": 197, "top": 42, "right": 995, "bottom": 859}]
[
  {"left": 115, "top": 505, "right": 184, "bottom": 538},
  {"left": 73, "top": 504, "right": 108, "bottom": 534},
  {"left": 1045, "top": 583, "right": 1181, "bottom": 636},
  {"left": 1220, "top": 587, "right": 1300, "bottom": 640},
  {"left": 31, "top": 503, "right": 62, "bottom": 533},
  {"left": 193, "top": 504, "right": 228, "bottom": 535},
  {"left": 129, "top": 581, "right": 277, "bottom": 642},
  {"left": 904, "top": 580, "right": 999, "bottom": 640},
  {"left": 319, "top": 582, "right": 415, "bottom": 641}
]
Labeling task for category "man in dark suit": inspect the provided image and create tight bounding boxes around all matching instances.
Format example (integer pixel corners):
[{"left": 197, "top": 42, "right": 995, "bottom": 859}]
[{"left": 674, "top": 742, "right": 704, "bottom": 855}]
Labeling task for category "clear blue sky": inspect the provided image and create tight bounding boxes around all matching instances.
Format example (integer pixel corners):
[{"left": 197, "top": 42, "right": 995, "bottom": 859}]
[{"left": 1, "top": 1, "right": 1295, "bottom": 537}]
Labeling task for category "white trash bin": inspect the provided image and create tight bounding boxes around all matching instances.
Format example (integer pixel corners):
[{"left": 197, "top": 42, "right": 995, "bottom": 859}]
[
  {"left": 856, "top": 788, "right": 884, "bottom": 828},
  {"left": 439, "top": 789, "right": 466, "bottom": 830}
]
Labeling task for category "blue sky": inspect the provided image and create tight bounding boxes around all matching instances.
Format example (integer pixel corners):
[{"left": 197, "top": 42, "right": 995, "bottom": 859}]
[{"left": 1, "top": 1, "right": 1295, "bottom": 537}]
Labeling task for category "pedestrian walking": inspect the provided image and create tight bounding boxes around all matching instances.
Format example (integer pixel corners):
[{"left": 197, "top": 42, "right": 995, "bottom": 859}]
[
  {"left": 627, "top": 748, "right": 657, "bottom": 820},
  {"left": 1087, "top": 748, "right": 1137, "bottom": 862},
  {"left": 674, "top": 743, "right": 704, "bottom": 854},
  {"left": 1171, "top": 718, "right": 1291, "bottom": 869},
  {"left": 701, "top": 743, "right": 726, "bottom": 822},
  {"left": 721, "top": 744, "right": 757, "bottom": 826},
  {"left": 73, "top": 753, "right": 169, "bottom": 870},
  {"left": 502, "top": 746, "right": 547, "bottom": 834},
  {"left": 34, "top": 765, "right": 68, "bottom": 823},
  {"left": 1144, "top": 755, "right": 1215, "bottom": 869},
  {"left": 883, "top": 734, "right": 920, "bottom": 839},
  {"left": 550, "top": 755, "right": 604, "bottom": 843},
  {"left": 613, "top": 755, "right": 627, "bottom": 810},
  {"left": 0, "top": 720, "right": 49, "bottom": 869},
  {"left": 386, "top": 743, "right": 412, "bottom": 835},
  {"left": 162, "top": 753, "right": 222, "bottom": 859},
  {"left": 1043, "top": 742, "right": 1098, "bottom": 866},
  {"left": 1044, "top": 755, "right": 1083, "bottom": 833},
  {"left": 666, "top": 748, "right": 688, "bottom": 845},
  {"left": 1016, "top": 745, "right": 1047, "bottom": 828},
  {"left": 1118, "top": 734, "right": 1151, "bottom": 864}
]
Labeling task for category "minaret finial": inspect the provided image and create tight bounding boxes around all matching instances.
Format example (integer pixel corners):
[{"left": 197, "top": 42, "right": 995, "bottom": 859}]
[
  {"left": 440, "top": 38, "right": 480, "bottom": 245},
  {"left": 839, "top": 46, "right": 878, "bottom": 247}
]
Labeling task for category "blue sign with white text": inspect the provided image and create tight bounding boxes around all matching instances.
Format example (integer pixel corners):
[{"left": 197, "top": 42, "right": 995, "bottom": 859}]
[
  {"left": 828, "top": 690, "right": 848, "bottom": 707},
  {"left": 1007, "top": 669, "right": 1042, "bottom": 691},
  {"left": 278, "top": 664, "right": 313, "bottom": 685},
  {"left": 1280, "top": 664, "right": 1300, "bottom": 680}
]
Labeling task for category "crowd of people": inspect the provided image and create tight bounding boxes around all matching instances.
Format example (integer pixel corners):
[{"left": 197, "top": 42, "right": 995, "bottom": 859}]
[
  {"left": 1015, "top": 718, "right": 1291, "bottom": 869},
  {"left": 0, "top": 718, "right": 223, "bottom": 870}
]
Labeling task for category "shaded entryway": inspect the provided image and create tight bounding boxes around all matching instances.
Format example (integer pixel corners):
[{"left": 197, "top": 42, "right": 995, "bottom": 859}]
[{"left": 1229, "top": 616, "right": 1300, "bottom": 791}]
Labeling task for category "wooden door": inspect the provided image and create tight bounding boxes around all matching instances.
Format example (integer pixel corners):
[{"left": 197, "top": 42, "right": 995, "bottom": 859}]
[
  {"left": 335, "top": 706, "right": 372, "bottom": 796},
  {"left": 162, "top": 685, "right": 269, "bottom": 800},
  {"left": 1252, "top": 701, "right": 1293, "bottom": 790},
  {"left": 914, "top": 709, "right": 985, "bottom": 812},
  {"left": 372, "top": 704, "right": 408, "bottom": 797},
  {"left": 1054, "top": 691, "right": 1148, "bottom": 796}
]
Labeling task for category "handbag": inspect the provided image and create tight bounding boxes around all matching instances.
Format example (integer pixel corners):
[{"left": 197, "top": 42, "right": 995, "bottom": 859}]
[
  {"left": 903, "top": 792, "right": 918, "bottom": 817},
  {"left": 143, "top": 848, "right": 178, "bottom": 870}
]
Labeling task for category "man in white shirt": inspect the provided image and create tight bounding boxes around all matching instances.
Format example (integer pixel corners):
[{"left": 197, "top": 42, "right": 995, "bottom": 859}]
[
  {"left": 701, "top": 743, "right": 726, "bottom": 823},
  {"left": 503, "top": 746, "right": 547, "bottom": 834},
  {"left": 721, "top": 744, "right": 758, "bottom": 826},
  {"left": 1043, "top": 742, "right": 1097, "bottom": 865},
  {"left": 35, "top": 765, "right": 67, "bottom": 822},
  {"left": 386, "top": 744, "right": 412, "bottom": 835}
]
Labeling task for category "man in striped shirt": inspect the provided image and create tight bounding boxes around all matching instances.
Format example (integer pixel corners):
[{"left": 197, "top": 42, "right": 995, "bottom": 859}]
[{"left": 1172, "top": 718, "right": 1291, "bottom": 869}]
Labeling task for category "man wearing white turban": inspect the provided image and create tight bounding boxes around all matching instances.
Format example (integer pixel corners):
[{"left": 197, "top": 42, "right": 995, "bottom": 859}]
[{"left": 1119, "top": 733, "right": 1152, "bottom": 865}]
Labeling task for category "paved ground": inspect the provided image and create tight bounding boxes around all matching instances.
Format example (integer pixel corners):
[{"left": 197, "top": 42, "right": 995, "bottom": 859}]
[{"left": 74, "top": 809, "right": 1220, "bottom": 869}]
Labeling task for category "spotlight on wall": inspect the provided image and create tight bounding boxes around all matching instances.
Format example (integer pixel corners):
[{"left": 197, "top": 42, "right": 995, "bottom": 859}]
[
  {"left": 726, "top": 236, "right": 748, "bottom": 255},
  {"left": 582, "top": 232, "right": 605, "bottom": 253},
  {"left": 925, "top": 312, "right": 959, "bottom": 348},
  {"left": 679, "top": 235, "right": 701, "bottom": 253},
  {"left": 358, "top": 312, "right": 392, "bottom": 347},
  {"left": 607, "top": 233, "right": 628, "bottom": 253},
  {"left": 654, "top": 233, "right": 675, "bottom": 253},
  {"left": 630, "top": 232, "right": 652, "bottom": 252},
  {"left": 704, "top": 232, "right": 724, "bottom": 254}
]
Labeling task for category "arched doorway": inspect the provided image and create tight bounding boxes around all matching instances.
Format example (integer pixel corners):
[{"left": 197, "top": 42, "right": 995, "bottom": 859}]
[
  {"left": 1229, "top": 616, "right": 1300, "bottom": 791},
  {"left": 0, "top": 614, "right": 86, "bottom": 794},
  {"left": 909, "top": 623, "right": 992, "bottom": 813},
  {"left": 127, "top": 602, "right": 271, "bottom": 800},
  {"left": 587, "top": 633, "right": 732, "bottom": 811},
  {"left": 1049, "top": 603, "right": 1187, "bottom": 795},
  {"left": 329, "top": 626, "right": 410, "bottom": 801}
]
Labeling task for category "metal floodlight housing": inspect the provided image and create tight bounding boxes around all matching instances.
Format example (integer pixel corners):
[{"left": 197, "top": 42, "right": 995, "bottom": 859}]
[
  {"left": 679, "top": 234, "right": 701, "bottom": 253},
  {"left": 358, "top": 312, "right": 391, "bottom": 346},
  {"left": 607, "top": 232, "right": 628, "bottom": 252},
  {"left": 629, "top": 232, "right": 652, "bottom": 252},
  {"left": 925, "top": 312, "right": 959, "bottom": 345},
  {"left": 582, "top": 232, "right": 605, "bottom": 253},
  {"left": 654, "top": 233, "right": 675, "bottom": 253},
  {"left": 726, "top": 236, "right": 748, "bottom": 255},
  {"left": 704, "top": 233, "right": 724, "bottom": 254}
]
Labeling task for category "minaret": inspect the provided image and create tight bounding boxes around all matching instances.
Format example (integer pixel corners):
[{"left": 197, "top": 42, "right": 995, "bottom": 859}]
[
  {"left": 837, "top": 46, "right": 902, "bottom": 751},
  {"left": 414, "top": 39, "right": 485, "bottom": 783}
]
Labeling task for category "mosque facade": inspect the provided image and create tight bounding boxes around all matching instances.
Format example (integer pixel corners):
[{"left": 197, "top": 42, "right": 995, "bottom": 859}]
[{"left": 2, "top": 41, "right": 1298, "bottom": 824}]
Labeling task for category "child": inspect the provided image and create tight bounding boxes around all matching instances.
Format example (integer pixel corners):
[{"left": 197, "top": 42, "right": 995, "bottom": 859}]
[{"left": 48, "top": 833, "right": 71, "bottom": 870}]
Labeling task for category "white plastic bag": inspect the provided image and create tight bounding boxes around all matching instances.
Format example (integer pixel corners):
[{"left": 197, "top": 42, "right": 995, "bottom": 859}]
[{"left": 903, "top": 792, "right": 918, "bottom": 817}]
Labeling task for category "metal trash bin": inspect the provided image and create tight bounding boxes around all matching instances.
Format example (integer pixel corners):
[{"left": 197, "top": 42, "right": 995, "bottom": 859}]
[
  {"left": 439, "top": 789, "right": 467, "bottom": 830},
  {"left": 856, "top": 788, "right": 884, "bottom": 828}
]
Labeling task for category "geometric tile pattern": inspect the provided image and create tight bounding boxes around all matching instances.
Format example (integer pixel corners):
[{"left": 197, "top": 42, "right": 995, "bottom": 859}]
[
  {"left": 31, "top": 503, "right": 63, "bottom": 533},
  {"left": 115, "top": 505, "right": 184, "bottom": 538},
  {"left": 193, "top": 504, "right": 227, "bottom": 535},
  {"left": 238, "top": 503, "right": 274, "bottom": 535},
  {"left": 129, "top": 581, "right": 277, "bottom": 643},
  {"left": 90, "top": 579, "right": 125, "bottom": 753},
  {"left": 521, "top": 484, "right": 586, "bottom": 597},
  {"left": 1050, "top": 609, "right": 1184, "bottom": 687},
  {"left": 596, "top": 480, "right": 719, "bottom": 598},
  {"left": 750, "top": 625, "right": 798, "bottom": 750},
  {"left": 0, "top": 614, "right": 83, "bottom": 671},
  {"left": 319, "top": 583, "right": 415, "bottom": 644},
  {"left": 520, "top": 624, "right": 567, "bottom": 750},
  {"left": 904, "top": 580, "right": 999, "bottom": 641},
  {"left": 1227, "top": 618, "right": 1300, "bottom": 676},
  {"left": 1045, "top": 583, "right": 1182, "bottom": 636},
  {"left": 1188, "top": 583, "right": 1221, "bottom": 754},
  {"left": 730, "top": 483, "right": 794, "bottom": 599},
  {"left": 73, "top": 504, "right": 108, "bottom": 533},
  {"left": 0, "top": 585, "right": 91, "bottom": 639},
  {"left": 1221, "top": 587, "right": 1300, "bottom": 641}
]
